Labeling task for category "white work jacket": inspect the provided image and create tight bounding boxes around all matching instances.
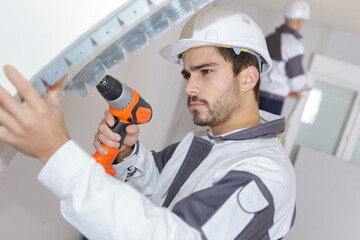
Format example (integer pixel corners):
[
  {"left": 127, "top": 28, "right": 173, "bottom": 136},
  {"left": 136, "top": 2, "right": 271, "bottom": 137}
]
[
  {"left": 260, "top": 24, "right": 307, "bottom": 97},
  {"left": 38, "top": 110, "right": 296, "bottom": 240}
]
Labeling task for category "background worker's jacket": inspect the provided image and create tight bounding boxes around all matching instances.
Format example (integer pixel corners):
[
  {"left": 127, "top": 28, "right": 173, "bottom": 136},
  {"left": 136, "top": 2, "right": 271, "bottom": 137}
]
[
  {"left": 260, "top": 24, "right": 306, "bottom": 97},
  {"left": 38, "top": 111, "right": 296, "bottom": 240}
]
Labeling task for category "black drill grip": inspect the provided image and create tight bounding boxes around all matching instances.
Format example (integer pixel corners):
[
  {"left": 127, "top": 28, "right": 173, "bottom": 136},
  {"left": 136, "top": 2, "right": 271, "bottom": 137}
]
[{"left": 111, "top": 116, "right": 129, "bottom": 149}]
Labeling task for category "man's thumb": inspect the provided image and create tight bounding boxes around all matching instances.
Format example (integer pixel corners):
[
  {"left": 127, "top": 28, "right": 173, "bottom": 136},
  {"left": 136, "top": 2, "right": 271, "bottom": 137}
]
[{"left": 46, "top": 75, "right": 67, "bottom": 106}]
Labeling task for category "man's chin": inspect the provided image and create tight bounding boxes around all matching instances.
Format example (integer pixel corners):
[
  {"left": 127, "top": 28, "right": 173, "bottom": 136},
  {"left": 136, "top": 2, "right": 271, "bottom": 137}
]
[
  {"left": 193, "top": 122, "right": 208, "bottom": 127},
  {"left": 190, "top": 110, "right": 210, "bottom": 126},
  {"left": 192, "top": 117, "right": 211, "bottom": 126}
]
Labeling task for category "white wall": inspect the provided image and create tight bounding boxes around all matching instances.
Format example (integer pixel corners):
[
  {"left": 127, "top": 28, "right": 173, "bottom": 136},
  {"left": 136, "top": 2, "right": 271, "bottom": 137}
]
[
  {"left": 285, "top": 146, "right": 360, "bottom": 240},
  {"left": 0, "top": 0, "right": 128, "bottom": 96},
  {"left": 0, "top": 154, "right": 81, "bottom": 240}
]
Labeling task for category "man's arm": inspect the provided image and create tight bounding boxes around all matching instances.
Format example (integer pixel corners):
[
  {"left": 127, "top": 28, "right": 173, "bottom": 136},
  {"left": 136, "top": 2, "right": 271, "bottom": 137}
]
[
  {"left": 38, "top": 139, "right": 202, "bottom": 239},
  {"left": 286, "top": 54, "right": 307, "bottom": 93},
  {"left": 283, "top": 36, "right": 307, "bottom": 93}
]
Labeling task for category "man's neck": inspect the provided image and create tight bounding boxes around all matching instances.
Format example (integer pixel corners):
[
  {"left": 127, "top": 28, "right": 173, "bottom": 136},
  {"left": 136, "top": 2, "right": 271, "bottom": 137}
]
[{"left": 210, "top": 104, "right": 260, "bottom": 136}]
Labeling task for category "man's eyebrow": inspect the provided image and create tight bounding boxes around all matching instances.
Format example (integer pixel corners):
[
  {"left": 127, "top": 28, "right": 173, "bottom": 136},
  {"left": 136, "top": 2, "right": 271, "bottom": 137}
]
[
  {"left": 190, "top": 63, "right": 218, "bottom": 71},
  {"left": 181, "top": 63, "right": 219, "bottom": 75}
]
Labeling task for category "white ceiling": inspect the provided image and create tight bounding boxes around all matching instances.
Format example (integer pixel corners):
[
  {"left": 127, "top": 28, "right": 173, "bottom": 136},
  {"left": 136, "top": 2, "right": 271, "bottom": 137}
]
[{"left": 239, "top": 0, "right": 360, "bottom": 35}]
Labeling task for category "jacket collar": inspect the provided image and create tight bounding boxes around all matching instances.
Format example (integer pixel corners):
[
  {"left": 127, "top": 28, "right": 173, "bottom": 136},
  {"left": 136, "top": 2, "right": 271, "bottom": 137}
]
[{"left": 205, "top": 110, "right": 285, "bottom": 141}]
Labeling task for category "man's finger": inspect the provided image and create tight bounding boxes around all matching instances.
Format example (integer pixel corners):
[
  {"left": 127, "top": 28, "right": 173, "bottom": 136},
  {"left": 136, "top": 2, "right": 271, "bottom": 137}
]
[
  {"left": 0, "top": 127, "right": 14, "bottom": 145},
  {"left": 104, "top": 110, "right": 115, "bottom": 127},
  {"left": 3, "top": 65, "right": 44, "bottom": 110},
  {"left": 98, "top": 121, "right": 121, "bottom": 141},
  {"left": 47, "top": 74, "right": 67, "bottom": 107},
  {"left": 0, "top": 107, "right": 22, "bottom": 136},
  {"left": 98, "top": 133, "right": 120, "bottom": 149},
  {"left": 0, "top": 83, "right": 28, "bottom": 123},
  {"left": 93, "top": 134, "right": 109, "bottom": 155},
  {"left": 126, "top": 125, "right": 139, "bottom": 135}
]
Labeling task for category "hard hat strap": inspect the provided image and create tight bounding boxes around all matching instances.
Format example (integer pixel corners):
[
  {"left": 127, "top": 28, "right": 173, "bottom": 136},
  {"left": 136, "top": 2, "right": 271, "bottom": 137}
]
[{"left": 233, "top": 47, "right": 267, "bottom": 73}]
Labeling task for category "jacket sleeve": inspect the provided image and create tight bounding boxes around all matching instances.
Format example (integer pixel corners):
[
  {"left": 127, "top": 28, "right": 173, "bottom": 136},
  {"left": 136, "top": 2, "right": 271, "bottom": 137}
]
[
  {"left": 283, "top": 35, "right": 307, "bottom": 93},
  {"left": 37, "top": 140, "right": 202, "bottom": 240},
  {"left": 111, "top": 140, "right": 180, "bottom": 197},
  {"left": 111, "top": 141, "right": 161, "bottom": 196},
  {"left": 286, "top": 54, "right": 307, "bottom": 93}
]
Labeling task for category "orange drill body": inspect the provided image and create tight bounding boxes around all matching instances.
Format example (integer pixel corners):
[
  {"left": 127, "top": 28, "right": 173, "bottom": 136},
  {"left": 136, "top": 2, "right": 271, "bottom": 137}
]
[{"left": 92, "top": 75, "right": 152, "bottom": 176}]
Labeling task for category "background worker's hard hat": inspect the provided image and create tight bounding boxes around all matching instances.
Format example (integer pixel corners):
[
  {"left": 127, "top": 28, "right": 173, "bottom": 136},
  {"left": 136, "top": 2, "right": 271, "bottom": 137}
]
[
  {"left": 283, "top": 1, "right": 310, "bottom": 20},
  {"left": 159, "top": 7, "right": 272, "bottom": 74}
]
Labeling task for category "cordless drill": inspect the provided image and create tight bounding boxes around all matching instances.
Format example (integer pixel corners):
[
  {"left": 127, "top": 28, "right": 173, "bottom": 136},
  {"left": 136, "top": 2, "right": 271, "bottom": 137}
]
[{"left": 92, "top": 75, "right": 152, "bottom": 176}]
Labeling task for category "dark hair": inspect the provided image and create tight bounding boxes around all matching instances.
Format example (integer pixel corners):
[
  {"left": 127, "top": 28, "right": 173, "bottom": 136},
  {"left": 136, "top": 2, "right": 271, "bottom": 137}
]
[{"left": 216, "top": 47, "right": 261, "bottom": 103}]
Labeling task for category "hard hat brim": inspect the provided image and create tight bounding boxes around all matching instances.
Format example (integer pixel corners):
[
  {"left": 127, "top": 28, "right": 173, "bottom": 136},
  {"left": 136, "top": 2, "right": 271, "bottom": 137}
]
[
  {"left": 159, "top": 39, "right": 231, "bottom": 64},
  {"left": 159, "top": 39, "right": 272, "bottom": 74}
]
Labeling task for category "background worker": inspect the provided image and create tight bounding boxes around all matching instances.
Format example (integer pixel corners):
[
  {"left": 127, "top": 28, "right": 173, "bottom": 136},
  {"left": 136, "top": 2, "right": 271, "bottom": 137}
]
[
  {"left": 259, "top": 0, "right": 310, "bottom": 115},
  {"left": 0, "top": 7, "right": 296, "bottom": 240}
]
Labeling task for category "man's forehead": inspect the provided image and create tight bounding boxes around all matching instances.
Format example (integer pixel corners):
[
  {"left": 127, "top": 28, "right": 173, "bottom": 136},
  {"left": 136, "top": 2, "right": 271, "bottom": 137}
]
[
  {"left": 182, "top": 46, "right": 219, "bottom": 57},
  {"left": 182, "top": 46, "right": 223, "bottom": 66}
]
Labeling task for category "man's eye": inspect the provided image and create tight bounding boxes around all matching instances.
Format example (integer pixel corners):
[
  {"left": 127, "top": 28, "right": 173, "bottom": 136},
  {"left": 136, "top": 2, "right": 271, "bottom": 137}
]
[
  {"left": 183, "top": 74, "right": 190, "bottom": 80},
  {"left": 202, "top": 69, "right": 212, "bottom": 75}
]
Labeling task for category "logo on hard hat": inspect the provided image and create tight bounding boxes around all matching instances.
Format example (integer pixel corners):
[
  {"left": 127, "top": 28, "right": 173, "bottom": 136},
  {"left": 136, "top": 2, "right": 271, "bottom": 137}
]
[{"left": 242, "top": 16, "right": 251, "bottom": 25}]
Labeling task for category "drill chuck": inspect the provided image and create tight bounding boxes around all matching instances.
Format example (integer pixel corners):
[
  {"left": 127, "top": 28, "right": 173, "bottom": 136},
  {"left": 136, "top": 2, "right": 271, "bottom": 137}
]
[
  {"left": 97, "top": 75, "right": 133, "bottom": 111},
  {"left": 96, "top": 75, "right": 123, "bottom": 101}
]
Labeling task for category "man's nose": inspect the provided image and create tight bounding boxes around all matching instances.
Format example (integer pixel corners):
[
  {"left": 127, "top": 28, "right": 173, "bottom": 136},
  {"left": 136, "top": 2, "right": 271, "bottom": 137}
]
[{"left": 185, "top": 76, "right": 200, "bottom": 96}]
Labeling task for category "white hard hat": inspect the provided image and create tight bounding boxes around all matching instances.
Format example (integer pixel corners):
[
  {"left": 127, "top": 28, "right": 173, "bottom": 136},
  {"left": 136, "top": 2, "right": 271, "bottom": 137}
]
[
  {"left": 159, "top": 7, "right": 272, "bottom": 74},
  {"left": 283, "top": 1, "right": 310, "bottom": 20}
]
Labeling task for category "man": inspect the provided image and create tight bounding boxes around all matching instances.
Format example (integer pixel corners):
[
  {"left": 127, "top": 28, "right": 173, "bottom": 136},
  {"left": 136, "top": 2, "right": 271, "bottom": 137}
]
[
  {"left": 0, "top": 7, "right": 296, "bottom": 240},
  {"left": 259, "top": 0, "right": 310, "bottom": 115}
]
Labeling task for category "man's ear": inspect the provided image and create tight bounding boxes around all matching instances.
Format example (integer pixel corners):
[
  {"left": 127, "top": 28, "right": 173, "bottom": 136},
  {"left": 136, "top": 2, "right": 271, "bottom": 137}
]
[{"left": 241, "top": 66, "right": 259, "bottom": 92}]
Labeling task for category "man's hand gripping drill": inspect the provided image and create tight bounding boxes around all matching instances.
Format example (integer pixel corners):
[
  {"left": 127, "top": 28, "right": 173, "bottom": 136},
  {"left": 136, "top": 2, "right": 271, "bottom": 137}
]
[{"left": 93, "top": 75, "right": 152, "bottom": 176}]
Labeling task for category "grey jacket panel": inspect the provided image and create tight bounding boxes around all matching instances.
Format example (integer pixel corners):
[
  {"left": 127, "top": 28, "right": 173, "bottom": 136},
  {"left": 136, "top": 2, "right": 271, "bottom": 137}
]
[
  {"left": 172, "top": 171, "right": 275, "bottom": 240},
  {"left": 286, "top": 54, "right": 304, "bottom": 79},
  {"left": 162, "top": 136, "right": 213, "bottom": 207},
  {"left": 151, "top": 141, "right": 180, "bottom": 173}
]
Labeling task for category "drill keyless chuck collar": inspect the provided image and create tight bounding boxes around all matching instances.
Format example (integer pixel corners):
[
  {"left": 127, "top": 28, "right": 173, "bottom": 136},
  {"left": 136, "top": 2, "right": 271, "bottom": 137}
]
[{"left": 96, "top": 75, "right": 124, "bottom": 101}]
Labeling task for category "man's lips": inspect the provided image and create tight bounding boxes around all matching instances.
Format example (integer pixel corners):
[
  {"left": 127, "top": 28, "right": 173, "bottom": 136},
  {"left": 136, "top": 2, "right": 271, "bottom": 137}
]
[
  {"left": 188, "top": 101, "right": 207, "bottom": 109},
  {"left": 188, "top": 96, "right": 208, "bottom": 109}
]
